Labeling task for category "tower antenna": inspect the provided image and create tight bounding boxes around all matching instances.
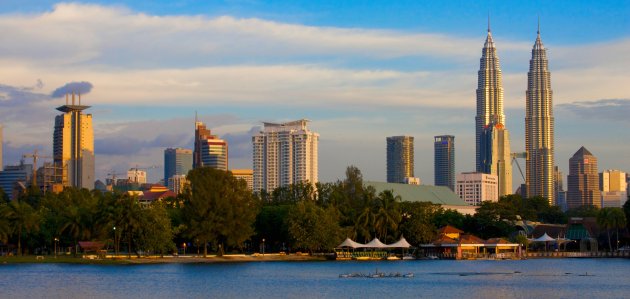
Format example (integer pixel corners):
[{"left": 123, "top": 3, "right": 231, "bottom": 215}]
[
  {"left": 537, "top": 15, "right": 540, "bottom": 35},
  {"left": 488, "top": 12, "right": 491, "bottom": 32}
]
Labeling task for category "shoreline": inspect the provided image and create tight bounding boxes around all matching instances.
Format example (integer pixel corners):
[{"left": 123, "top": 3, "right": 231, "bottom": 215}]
[{"left": 0, "top": 253, "right": 328, "bottom": 265}]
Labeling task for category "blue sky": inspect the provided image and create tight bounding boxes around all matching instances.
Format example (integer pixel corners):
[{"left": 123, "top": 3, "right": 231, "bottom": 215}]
[{"left": 1, "top": 1, "right": 629, "bottom": 187}]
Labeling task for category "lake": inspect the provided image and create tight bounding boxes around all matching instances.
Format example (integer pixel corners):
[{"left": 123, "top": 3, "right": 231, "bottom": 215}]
[{"left": 1, "top": 258, "right": 629, "bottom": 298}]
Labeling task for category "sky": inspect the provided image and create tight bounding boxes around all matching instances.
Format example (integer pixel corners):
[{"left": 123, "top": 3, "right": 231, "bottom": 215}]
[{"left": 1, "top": 1, "right": 629, "bottom": 188}]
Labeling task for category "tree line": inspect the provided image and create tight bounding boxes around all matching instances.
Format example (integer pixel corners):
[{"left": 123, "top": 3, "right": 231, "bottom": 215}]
[{"left": 1, "top": 166, "right": 628, "bottom": 256}]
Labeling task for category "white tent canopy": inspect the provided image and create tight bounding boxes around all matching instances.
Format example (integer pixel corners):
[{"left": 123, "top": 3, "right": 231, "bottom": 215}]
[
  {"left": 387, "top": 237, "right": 412, "bottom": 248},
  {"left": 531, "top": 233, "right": 556, "bottom": 242},
  {"left": 364, "top": 238, "right": 388, "bottom": 248},
  {"left": 336, "top": 238, "right": 365, "bottom": 249}
]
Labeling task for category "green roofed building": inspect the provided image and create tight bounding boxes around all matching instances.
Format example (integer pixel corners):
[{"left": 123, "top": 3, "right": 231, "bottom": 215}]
[{"left": 366, "top": 181, "right": 477, "bottom": 215}]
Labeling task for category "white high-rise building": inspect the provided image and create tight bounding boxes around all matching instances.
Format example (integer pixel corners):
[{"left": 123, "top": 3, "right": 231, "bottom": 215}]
[
  {"left": 600, "top": 169, "right": 628, "bottom": 208},
  {"left": 456, "top": 172, "right": 498, "bottom": 206},
  {"left": 252, "top": 119, "right": 318, "bottom": 193},
  {"left": 53, "top": 94, "right": 94, "bottom": 189}
]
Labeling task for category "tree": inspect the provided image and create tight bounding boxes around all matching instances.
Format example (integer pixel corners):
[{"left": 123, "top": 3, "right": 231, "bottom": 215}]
[
  {"left": 116, "top": 195, "right": 144, "bottom": 258},
  {"left": 183, "top": 167, "right": 259, "bottom": 257},
  {"left": 373, "top": 190, "right": 401, "bottom": 242},
  {"left": 566, "top": 205, "right": 599, "bottom": 218},
  {"left": 4, "top": 200, "right": 41, "bottom": 255},
  {"left": 623, "top": 198, "right": 630, "bottom": 230},
  {"left": 597, "top": 207, "right": 627, "bottom": 251},
  {"left": 399, "top": 202, "right": 440, "bottom": 245},
  {"left": 135, "top": 202, "right": 175, "bottom": 257},
  {"left": 287, "top": 200, "right": 343, "bottom": 254}
]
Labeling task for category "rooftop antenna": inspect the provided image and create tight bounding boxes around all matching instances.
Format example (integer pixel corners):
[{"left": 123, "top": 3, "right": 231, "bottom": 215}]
[
  {"left": 537, "top": 15, "right": 540, "bottom": 35},
  {"left": 488, "top": 12, "right": 491, "bottom": 33},
  {"left": 78, "top": 92, "right": 81, "bottom": 105},
  {"left": 65, "top": 93, "right": 69, "bottom": 105},
  {"left": 71, "top": 91, "right": 75, "bottom": 105}
]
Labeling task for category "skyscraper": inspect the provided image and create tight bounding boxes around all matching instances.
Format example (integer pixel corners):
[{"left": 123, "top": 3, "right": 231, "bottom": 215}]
[
  {"left": 164, "top": 148, "right": 193, "bottom": 183},
  {"left": 525, "top": 24, "right": 555, "bottom": 204},
  {"left": 567, "top": 147, "right": 599, "bottom": 209},
  {"left": 434, "top": 135, "right": 455, "bottom": 191},
  {"left": 480, "top": 122, "right": 512, "bottom": 196},
  {"left": 53, "top": 93, "right": 94, "bottom": 189},
  {"left": 475, "top": 23, "right": 512, "bottom": 197},
  {"left": 600, "top": 169, "right": 628, "bottom": 208},
  {"left": 386, "top": 136, "right": 414, "bottom": 184},
  {"left": 252, "top": 119, "right": 318, "bottom": 192},
  {"left": 194, "top": 121, "right": 228, "bottom": 171}
]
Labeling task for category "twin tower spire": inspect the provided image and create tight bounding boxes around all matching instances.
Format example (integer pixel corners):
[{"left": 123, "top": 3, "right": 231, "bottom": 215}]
[{"left": 475, "top": 18, "right": 554, "bottom": 204}]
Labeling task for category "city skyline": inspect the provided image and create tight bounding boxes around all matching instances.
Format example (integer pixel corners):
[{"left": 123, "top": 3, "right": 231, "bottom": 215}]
[{"left": 1, "top": 1, "right": 629, "bottom": 186}]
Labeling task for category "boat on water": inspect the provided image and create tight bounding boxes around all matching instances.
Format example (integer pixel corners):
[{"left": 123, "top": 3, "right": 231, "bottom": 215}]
[{"left": 339, "top": 269, "right": 414, "bottom": 279}]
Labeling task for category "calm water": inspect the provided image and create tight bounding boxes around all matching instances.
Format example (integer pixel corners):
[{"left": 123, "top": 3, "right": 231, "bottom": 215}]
[{"left": 1, "top": 258, "right": 629, "bottom": 298}]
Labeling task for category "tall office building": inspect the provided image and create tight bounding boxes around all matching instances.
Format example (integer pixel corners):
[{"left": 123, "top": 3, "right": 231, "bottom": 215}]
[
  {"left": 567, "top": 147, "right": 599, "bottom": 209},
  {"left": 480, "top": 122, "right": 512, "bottom": 196},
  {"left": 525, "top": 24, "right": 555, "bottom": 204},
  {"left": 164, "top": 148, "right": 193, "bottom": 184},
  {"left": 53, "top": 94, "right": 94, "bottom": 189},
  {"left": 0, "top": 162, "right": 32, "bottom": 199},
  {"left": 554, "top": 166, "right": 567, "bottom": 210},
  {"left": 434, "top": 135, "right": 455, "bottom": 191},
  {"left": 600, "top": 169, "right": 628, "bottom": 208},
  {"left": 252, "top": 119, "right": 318, "bottom": 192},
  {"left": 194, "top": 121, "right": 228, "bottom": 170},
  {"left": 386, "top": 136, "right": 414, "bottom": 184}
]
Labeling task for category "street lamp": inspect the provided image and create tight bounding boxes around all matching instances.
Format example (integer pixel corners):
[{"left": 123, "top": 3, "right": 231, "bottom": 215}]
[
  {"left": 262, "top": 238, "right": 266, "bottom": 256},
  {"left": 54, "top": 238, "right": 59, "bottom": 259},
  {"left": 183, "top": 242, "right": 187, "bottom": 255},
  {"left": 113, "top": 226, "right": 117, "bottom": 256}
]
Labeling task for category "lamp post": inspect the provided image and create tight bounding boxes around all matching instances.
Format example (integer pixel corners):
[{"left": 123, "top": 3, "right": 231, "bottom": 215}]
[
  {"left": 262, "top": 238, "right": 266, "bottom": 256},
  {"left": 54, "top": 238, "right": 59, "bottom": 259},
  {"left": 183, "top": 243, "right": 187, "bottom": 255},
  {"left": 113, "top": 226, "right": 117, "bottom": 256}
]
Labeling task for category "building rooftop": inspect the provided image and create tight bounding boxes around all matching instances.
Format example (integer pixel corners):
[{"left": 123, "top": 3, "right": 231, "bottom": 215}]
[{"left": 366, "top": 181, "right": 470, "bottom": 206}]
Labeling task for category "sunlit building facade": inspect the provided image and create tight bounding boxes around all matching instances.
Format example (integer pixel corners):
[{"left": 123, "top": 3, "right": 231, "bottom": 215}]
[
  {"left": 567, "top": 147, "right": 599, "bottom": 209},
  {"left": 53, "top": 94, "right": 94, "bottom": 189},
  {"left": 252, "top": 119, "right": 318, "bottom": 193},
  {"left": 194, "top": 121, "right": 228, "bottom": 171},
  {"left": 525, "top": 27, "right": 555, "bottom": 204},
  {"left": 386, "top": 136, "right": 415, "bottom": 184}
]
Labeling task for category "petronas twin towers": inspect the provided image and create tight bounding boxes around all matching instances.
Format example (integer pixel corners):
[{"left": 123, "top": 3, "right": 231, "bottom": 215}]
[{"left": 475, "top": 21, "right": 555, "bottom": 204}]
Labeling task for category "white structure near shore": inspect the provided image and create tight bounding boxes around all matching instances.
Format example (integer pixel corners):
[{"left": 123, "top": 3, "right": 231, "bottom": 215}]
[{"left": 456, "top": 172, "right": 498, "bottom": 206}]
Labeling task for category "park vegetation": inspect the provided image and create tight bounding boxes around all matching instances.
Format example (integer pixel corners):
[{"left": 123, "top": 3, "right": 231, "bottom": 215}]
[{"left": 0, "top": 166, "right": 628, "bottom": 256}]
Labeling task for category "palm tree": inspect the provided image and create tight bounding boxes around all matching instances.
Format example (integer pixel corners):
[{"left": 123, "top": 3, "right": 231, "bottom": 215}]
[
  {"left": 597, "top": 208, "right": 626, "bottom": 251},
  {"left": 0, "top": 204, "right": 11, "bottom": 244},
  {"left": 374, "top": 190, "right": 402, "bottom": 242},
  {"left": 355, "top": 192, "right": 377, "bottom": 242},
  {"left": 117, "top": 195, "right": 144, "bottom": 258},
  {"left": 4, "top": 200, "right": 41, "bottom": 256}
]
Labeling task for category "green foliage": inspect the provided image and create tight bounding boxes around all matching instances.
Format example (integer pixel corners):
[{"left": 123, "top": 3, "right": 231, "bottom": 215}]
[
  {"left": 3, "top": 199, "right": 41, "bottom": 255},
  {"left": 254, "top": 205, "right": 290, "bottom": 251},
  {"left": 135, "top": 202, "right": 175, "bottom": 256},
  {"left": 597, "top": 207, "right": 627, "bottom": 251},
  {"left": 623, "top": 198, "right": 630, "bottom": 230},
  {"left": 399, "top": 202, "right": 440, "bottom": 245},
  {"left": 286, "top": 200, "right": 343, "bottom": 253},
  {"left": 182, "top": 167, "right": 260, "bottom": 256},
  {"left": 566, "top": 205, "right": 599, "bottom": 218}
]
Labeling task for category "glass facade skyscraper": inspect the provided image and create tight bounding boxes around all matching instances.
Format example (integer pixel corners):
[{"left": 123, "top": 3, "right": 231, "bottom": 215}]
[
  {"left": 164, "top": 147, "right": 193, "bottom": 184},
  {"left": 434, "top": 135, "right": 455, "bottom": 191},
  {"left": 386, "top": 136, "right": 414, "bottom": 184}
]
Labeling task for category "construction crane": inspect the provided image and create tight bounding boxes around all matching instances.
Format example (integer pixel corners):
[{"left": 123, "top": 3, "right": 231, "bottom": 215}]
[
  {"left": 511, "top": 152, "right": 527, "bottom": 183},
  {"left": 22, "top": 149, "right": 52, "bottom": 188},
  {"left": 106, "top": 170, "right": 126, "bottom": 184}
]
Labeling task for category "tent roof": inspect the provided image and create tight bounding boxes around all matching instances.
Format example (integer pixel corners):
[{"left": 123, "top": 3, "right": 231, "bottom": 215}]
[
  {"left": 387, "top": 237, "right": 412, "bottom": 248},
  {"left": 364, "top": 238, "right": 388, "bottom": 248},
  {"left": 531, "top": 233, "right": 555, "bottom": 242},
  {"left": 336, "top": 238, "right": 365, "bottom": 248}
]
